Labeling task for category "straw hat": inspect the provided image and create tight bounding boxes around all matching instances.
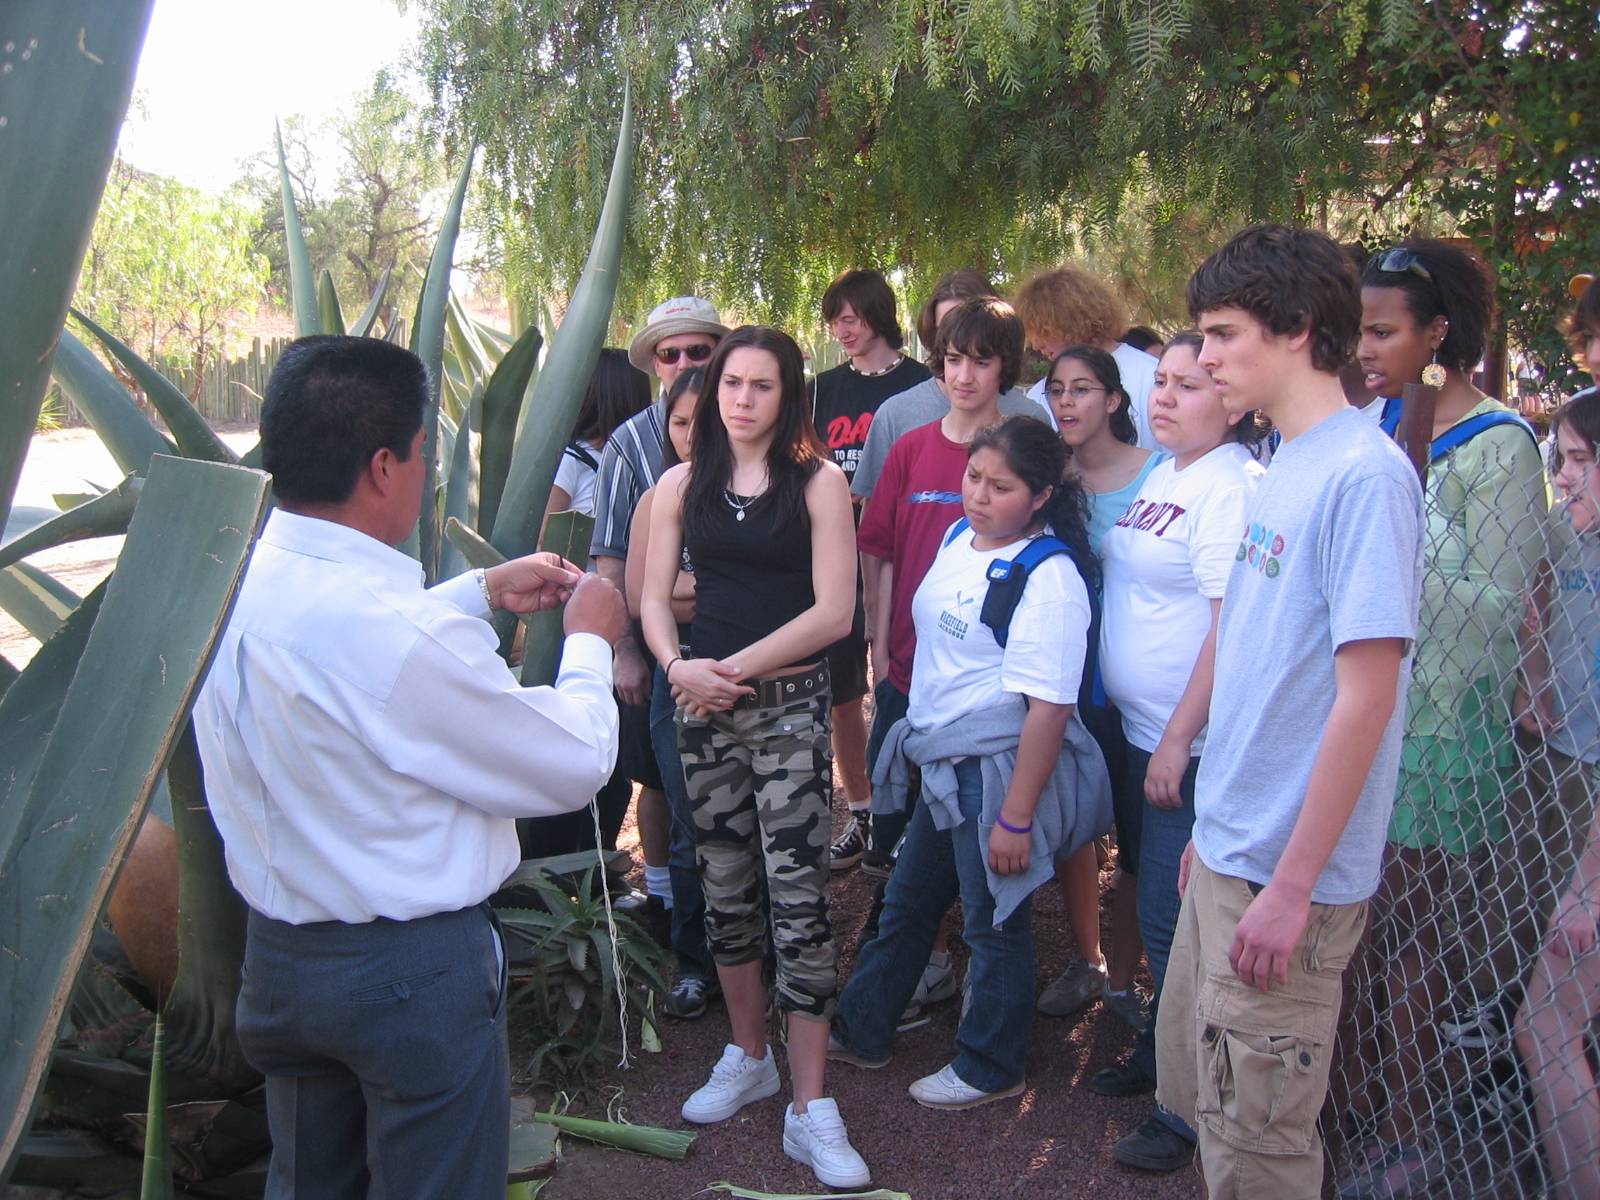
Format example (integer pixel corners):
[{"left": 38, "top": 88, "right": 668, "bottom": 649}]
[{"left": 627, "top": 296, "right": 729, "bottom": 375}]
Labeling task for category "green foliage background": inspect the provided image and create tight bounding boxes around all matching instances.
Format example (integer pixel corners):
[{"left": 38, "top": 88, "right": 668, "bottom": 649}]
[{"left": 413, "top": 0, "right": 1598, "bottom": 391}]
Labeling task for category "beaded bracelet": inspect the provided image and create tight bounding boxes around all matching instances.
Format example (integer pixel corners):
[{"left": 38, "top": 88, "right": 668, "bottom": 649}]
[{"left": 995, "top": 812, "right": 1033, "bottom": 835}]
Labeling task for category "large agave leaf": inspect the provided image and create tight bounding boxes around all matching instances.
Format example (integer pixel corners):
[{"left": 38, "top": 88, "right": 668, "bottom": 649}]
[
  {"left": 0, "top": 563, "right": 80, "bottom": 642},
  {"left": 0, "top": 454, "right": 270, "bottom": 1176},
  {"left": 0, "top": 475, "right": 141, "bottom": 572},
  {"left": 0, "top": 0, "right": 152, "bottom": 539},
  {"left": 51, "top": 330, "right": 175, "bottom": 478},
  {"left": 69, "top": 310, "right": 238, "bottom": 465},
  {"left": 476, "top": 324, "right": 544, "bottom": 539},
  {"left": 447, "top": 290, "right": 494, "bottom": 386},
  {"left": 439, "top": 387, "right": 482, "bottom": 580},
  {"left": 489, "top": 88, "right": 633, "bottom": 569},
  {"left": 409, "top": 149, "right": 476, "bottom": 583},
  {"left": 318, "top": 270, "right": 346, "bottom": 337},
  {"left": 350, "top": 268, "right": 391, "bottom": 338},
  {"left": 275, "top": 120, "right": 320, "bottom": 338}
]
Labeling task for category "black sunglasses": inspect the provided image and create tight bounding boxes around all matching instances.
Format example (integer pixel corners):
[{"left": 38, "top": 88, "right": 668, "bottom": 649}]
[{"left": 654, "top": 342, "right": 715, "bottom": 366}]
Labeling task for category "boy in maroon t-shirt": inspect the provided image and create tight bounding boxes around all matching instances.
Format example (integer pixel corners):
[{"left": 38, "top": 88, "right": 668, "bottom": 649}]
[{"left": 857, "top": 297, "right": 1027, "bottom": 867}]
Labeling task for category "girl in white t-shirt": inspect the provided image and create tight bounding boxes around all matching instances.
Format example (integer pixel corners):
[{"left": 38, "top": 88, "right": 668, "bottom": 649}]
[
  {"left": 543, "top": 347, "right": 652, "bottom": 525},
  {"left": 1089, "top": 331, "right": 1265, "bottom": 1128},
  {"left": 831, "top": 415, "right": 1098, "bottom": 1110}
]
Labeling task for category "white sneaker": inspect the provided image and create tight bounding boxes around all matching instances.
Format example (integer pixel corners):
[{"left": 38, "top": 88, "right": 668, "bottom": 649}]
[
  {"left": 681, "top": 1043, "right": 780, "bottom": 1124},
  {"left": 920, "top": 950, "right": 959, "bottom": 1004},
  {"left": 783, "top": 1098, "right": 871, "bottom": 1189},
  {"left": 908, "top": 1062, "right": 1025, "bottom": 1110}
]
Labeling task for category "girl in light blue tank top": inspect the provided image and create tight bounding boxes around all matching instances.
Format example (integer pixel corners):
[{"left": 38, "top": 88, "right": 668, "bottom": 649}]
[{"left": 1035, "top": 344, "right": 1166, "bottom": 1025}]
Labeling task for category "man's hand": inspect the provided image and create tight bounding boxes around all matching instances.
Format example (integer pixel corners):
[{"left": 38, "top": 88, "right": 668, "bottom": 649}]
[
  {"left": 488, "top": 553, "right": 582, "bottom": 614},
  {"left": 1145, "top": 735, "right": 1190, "bottom": 810},
  {"left": 1178, "top": 838, "right": 1196, "bottom": 899},
  {"left": 563, "top": 573, "right": 629, "bottom": 646},
  {"left": 1229, "top": 880, "right": 1311, "bottom": 992},
  {"left": 612, "top": 637, "right": 650, "bottom": 706}
]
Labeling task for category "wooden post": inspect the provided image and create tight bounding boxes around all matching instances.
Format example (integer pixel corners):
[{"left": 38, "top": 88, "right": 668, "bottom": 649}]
[{"left": 1396, "top": 381, "right": 1440, "bottom": 487}]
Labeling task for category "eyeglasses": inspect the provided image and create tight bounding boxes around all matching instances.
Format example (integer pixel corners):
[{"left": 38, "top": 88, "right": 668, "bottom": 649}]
[
  {"left": 1046, "top": 382, "right": 1109, "bottom": 401},
  {"left": 654, "top": 343, "right": 715, "bottom": 366},
  {"left": 1373, "top": 248, "right": 1436, "bottom": 286}
]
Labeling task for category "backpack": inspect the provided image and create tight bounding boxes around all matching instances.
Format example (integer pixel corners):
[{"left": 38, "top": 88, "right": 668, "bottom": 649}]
[
  {"left": 941, "top": 517, "right": 1106, "bottom": 709},
  {"left": 1378, "top": 398, "right": 1539, "bottom": 461}
]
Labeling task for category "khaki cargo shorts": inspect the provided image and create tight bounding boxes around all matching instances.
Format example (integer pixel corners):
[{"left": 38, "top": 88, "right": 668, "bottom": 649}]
[{"left": 1155, "top": 857, "right": 1366, "bottom": 1199}]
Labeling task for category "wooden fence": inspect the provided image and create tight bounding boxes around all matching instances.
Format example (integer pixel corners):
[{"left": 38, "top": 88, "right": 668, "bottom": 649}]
[{"left": 56, "top": 337, "right": 288, "bottom": 428}]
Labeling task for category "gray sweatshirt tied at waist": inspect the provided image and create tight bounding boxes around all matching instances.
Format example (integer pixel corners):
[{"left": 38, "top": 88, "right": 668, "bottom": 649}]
[{"left": 869, "top": 693, "right": 1113, "bottom": 925}]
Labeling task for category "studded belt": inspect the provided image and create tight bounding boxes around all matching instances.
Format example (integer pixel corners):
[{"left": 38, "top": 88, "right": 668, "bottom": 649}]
[{"left": 732, "top": 661, "right": 830, "bottom": 710}]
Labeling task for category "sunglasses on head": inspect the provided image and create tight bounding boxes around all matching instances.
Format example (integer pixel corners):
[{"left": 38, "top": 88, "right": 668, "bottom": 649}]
[
  {"left": 1373, "top": 247, "right": 1435, "bottom": 286},
  {"left": 654, "top": 342, "right": 715, "bottom": 366}
]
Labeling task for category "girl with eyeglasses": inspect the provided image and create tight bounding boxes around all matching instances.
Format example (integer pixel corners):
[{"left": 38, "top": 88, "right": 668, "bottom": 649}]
[
  {"left": 1337, "top": 238, "right": 1548, "bottom": 1199},
  {"left": 1036, "top": 347, "right": 1162, "bottom": 1039},
  {"left": 640, "top": 326, "right": 870, "bottom": 1190}
]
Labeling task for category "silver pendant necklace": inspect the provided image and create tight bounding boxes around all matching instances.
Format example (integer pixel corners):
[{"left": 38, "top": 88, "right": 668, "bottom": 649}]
[{"left": 722, "top": 489, "right": 758, "bottom": 521}]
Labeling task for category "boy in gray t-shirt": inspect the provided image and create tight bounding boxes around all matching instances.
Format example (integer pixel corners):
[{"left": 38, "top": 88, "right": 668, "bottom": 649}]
[{"left": 1150, "top": 225, "right": 1423, "bottom": 1200}]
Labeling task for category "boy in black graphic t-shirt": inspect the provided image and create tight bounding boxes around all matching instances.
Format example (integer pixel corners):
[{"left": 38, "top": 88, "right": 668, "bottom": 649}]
[{"left": 810, "top": 269, "right": 931, "bottom": 873}]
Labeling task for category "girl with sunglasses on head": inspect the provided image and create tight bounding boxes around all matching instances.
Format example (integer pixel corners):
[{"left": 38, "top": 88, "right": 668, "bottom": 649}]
[
  {"left": 640, "top": 326, "right": 869, "bottom": 1190},
  {"left": 1035, "top": 347, "right": 1162, "bottom": 1034},
  {"left": 1337, "top": 239, "right": 1548, "bottom": 1199}
]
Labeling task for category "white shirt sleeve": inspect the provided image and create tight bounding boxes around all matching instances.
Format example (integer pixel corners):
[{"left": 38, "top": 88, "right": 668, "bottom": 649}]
[
  {"left": 382, "top": 610, "right": 618, "bottom": 819},
  {"left": 1000, "top": 556, "right": 1091, "bottom": 704},
  {"left": 1188, "top": 478, "right": 1256, "bottom": 598}
]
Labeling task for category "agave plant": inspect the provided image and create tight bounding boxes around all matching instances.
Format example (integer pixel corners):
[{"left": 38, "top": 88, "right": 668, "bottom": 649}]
[{"left": 0, "top": 1, "right": 641, "bottom": 1188}]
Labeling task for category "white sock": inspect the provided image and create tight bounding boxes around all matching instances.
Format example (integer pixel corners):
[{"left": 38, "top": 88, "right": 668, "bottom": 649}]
[
  {"left": 928, "top": 948, "right": 951, "bottom": 970},
  {"left": 644, "top": 864, "right": 673, "bottom": 908},
  {"left": 847, "top": 802, "right": 871, "bottom": 814}
]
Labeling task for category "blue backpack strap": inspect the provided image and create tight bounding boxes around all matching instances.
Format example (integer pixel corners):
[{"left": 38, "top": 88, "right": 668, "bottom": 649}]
[
  {"left": 563, "top": 440, "right": 600, "bottom": 471},
  {"left": 1379, "top": 396, "right": 1403, "bottom": 439},
  {"left": 942, "top": 515, "right": 971, "bottom": 548},
  {"left": 1428, "top": 410, "right": 1538, "bottom": 462},
  {"left": 978, "top": 534, "right": 1105, "bottom": 712}
]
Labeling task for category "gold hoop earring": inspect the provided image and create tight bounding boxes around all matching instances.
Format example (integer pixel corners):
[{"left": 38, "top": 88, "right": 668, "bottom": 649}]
[{"left": 1421, "top": 349, "right": 1447, "bottom": 389}]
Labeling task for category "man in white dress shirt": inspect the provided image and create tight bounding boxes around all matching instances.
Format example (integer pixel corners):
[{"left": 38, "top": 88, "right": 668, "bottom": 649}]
[{"left": 194, "top": 335, "right": 627, "bottom": 1200}]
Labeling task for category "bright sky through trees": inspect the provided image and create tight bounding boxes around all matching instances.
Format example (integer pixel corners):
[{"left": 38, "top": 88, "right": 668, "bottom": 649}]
[{"left": 117, "top": 0, "right": 419, "bottom": 193}]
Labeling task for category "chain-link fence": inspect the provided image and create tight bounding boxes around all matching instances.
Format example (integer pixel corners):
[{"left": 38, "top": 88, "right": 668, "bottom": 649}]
[{"left": 1327, "top": 427, "right": 1600, "bottom": 1200}]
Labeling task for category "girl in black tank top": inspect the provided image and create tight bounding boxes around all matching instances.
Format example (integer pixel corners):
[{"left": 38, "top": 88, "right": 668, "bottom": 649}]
[{"left": 639, "top": 327, "right": 868, "bottom": 1187}]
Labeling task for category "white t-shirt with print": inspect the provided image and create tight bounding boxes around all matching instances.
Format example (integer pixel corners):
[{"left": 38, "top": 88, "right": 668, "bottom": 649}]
[
  {"left": 1099, "top": 442, "right": 1264, "bottom": 754},
  {"left": 553, "top": 442, "right": 601, "bottom": 517},
  {"left": 908, "top": 523, "right": 1092, "bottom": 731}
]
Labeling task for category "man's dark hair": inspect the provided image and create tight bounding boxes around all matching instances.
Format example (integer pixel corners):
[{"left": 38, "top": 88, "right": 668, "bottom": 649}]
[
  {"left": 1186, "top": 224, "right": 1360, "bottom": 374},
  {"left": 1361, "top": 238, "right": 1494, "bottom": 375},
  {"left": 822, "top": 268, "right": 904, "bottom": 350},
  {"left": 932, "top": 297, "right": 1026, "bottom": 393},
  {"left": 915, "top": 269, "right": 998, "bottom": 353},
  {"left": 261, "top": 335, "right": 428, "bottom": 505}
]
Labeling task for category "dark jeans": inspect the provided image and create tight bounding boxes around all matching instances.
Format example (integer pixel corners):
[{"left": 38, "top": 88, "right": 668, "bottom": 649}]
[
  {"left": 835, "top": 758, "right": 1035, "bottom": 1092},
  {"left": 651, "top": 666, "right": 713, "bottom": 977},
  {"left": 1127, "top": 744, "right": 1200, "bottom": 1142},
  {"left": 237, "top": 904, "right": 509, "bottom": 1200}
]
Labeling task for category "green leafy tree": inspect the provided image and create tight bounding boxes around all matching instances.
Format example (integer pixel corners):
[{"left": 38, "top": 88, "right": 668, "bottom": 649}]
[
  {"left": 74, "top": 160, "right": 268, "bottom": 385},
  {"left": 414, "top": 0, "right": 1596, "bottom": 381},
  {"left": 242, "top": 72, "right": 447, "bottom": 324}
]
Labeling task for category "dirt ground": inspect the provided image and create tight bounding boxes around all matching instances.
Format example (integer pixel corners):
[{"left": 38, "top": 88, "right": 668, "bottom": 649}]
[
  {"left": 6, "top": 426, "right": 1202, "bottom": 1199},
  {"left": 545, "top": 809, "right": 1203, "bottom": 1200}
]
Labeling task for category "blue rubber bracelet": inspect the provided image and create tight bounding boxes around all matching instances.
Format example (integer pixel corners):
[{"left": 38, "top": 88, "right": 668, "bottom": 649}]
[{"left": 995, "top": 813, "right": 1032, "bottom": 835}]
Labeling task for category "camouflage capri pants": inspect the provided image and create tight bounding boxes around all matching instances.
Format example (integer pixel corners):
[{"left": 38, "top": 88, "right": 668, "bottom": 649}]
[{"left": 676, "top": 688, "right": 836, "bottom": 1020}]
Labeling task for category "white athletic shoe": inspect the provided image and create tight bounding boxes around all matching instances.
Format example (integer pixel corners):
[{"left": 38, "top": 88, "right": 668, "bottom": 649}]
[
  {"left": 680, "top": 1043, "right": 780, "bottom": 1124},
  {"left": 783, "top": 1098, "right": 871, "bottom": 1189},
  {"left": 908, "top": 1062, "right": 1025, "bottom": 1110}
]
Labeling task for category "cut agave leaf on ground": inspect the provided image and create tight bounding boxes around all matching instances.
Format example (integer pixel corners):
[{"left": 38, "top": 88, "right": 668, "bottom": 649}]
[
  {"left": 507, "top": 1120, "right": 557, "bottom": 1181},
  {"left": 0, "top": 454, "right": 270, "bottom": 1173},
  {"left": 529, "top": 1112, "right": 693, "bottom": 1160},
  {"left": 703, "top": 1186, "right": 912, "bottom": 1200}
]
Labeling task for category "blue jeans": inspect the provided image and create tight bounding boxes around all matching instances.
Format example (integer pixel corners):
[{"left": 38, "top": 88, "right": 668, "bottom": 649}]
[
  {"left": 650, "top": 667, "right": 713, "bottom": 977},
  {"left": 1128, "top": 744, "right": 1199, "bottom": 1141},
  {"left": 834, "top": 758, "right": 1034, "bottom": 1092}
]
